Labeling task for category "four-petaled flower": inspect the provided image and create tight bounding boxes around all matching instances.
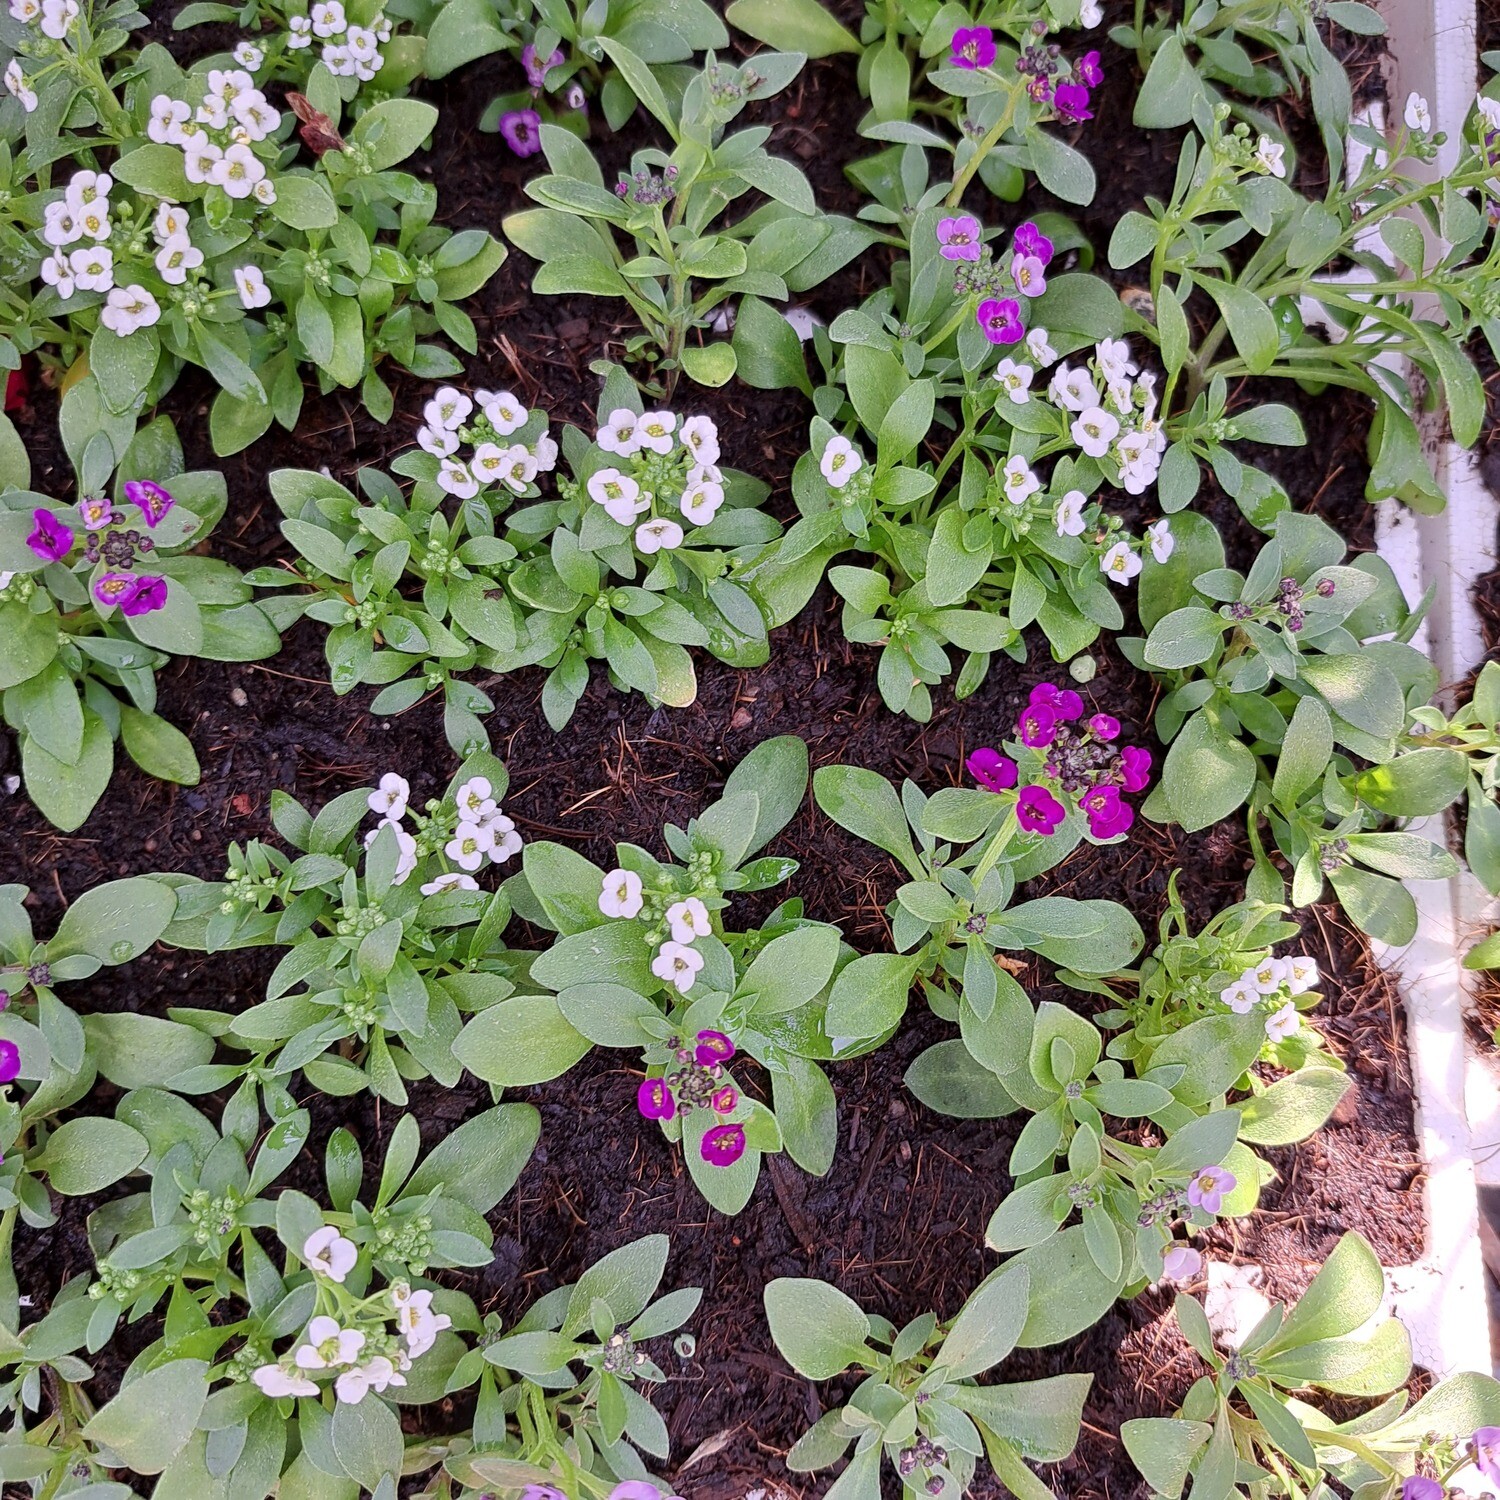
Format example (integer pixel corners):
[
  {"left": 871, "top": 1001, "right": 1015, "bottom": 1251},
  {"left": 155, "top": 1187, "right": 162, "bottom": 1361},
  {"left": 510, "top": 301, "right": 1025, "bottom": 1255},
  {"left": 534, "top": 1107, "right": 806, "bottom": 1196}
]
[
  {"left": 600, "top": 868, "right": 644, "bottom": 918},
  {"left": 1054, "top": 82, "right": 1093, "bottom": 122},
  {"left": 638, "top": 1077, "right": 676, "bottom": 1120},
  {"left": 124, "top": 479, "right": 176, "bottom": 527},
  {"left": 1161, "top": 1245, "right": 1202, "bottom": 1283},
  {"left": 499, "top": 108, "right": 542, "bottom": 157},
  {"left": 694, "top": 1029, "right": 735, "bottom": 1066},
  {"left": 967, "top": 747, "right": 1017, "bottom": 792},
  {"left": 950, "top": 25, "right": 995, "bottom": 70},
  {"left": 295, "top": 1315, "right": 365, "bottom": 1369},
  {"left": 304, "top": 1225, "right": 358, "bottom": 1282},
  {"left": 702, "top": 1122, "right": 746, "bottom": 1167},
  {"left": 936, "top": 214, "right": 983, "bottom": 261},
  {"left": 27, "top": 507, "right": 72, "bottom": 562},
  {"left": 1017, "top": 784, "right": 1065, "bottom": 835},
  {"left": 977, "top": 297, "right": 1023, "bottom": 345},
  {"left": 1473, "top": 1428, "right": 1500, "bottom": 1489},
  {"left": 652, "top": 940, "right": 703, "bottom": 994},
  {"left": 1186, "top": 1164, "right": 1236, "bottom": 1215}
]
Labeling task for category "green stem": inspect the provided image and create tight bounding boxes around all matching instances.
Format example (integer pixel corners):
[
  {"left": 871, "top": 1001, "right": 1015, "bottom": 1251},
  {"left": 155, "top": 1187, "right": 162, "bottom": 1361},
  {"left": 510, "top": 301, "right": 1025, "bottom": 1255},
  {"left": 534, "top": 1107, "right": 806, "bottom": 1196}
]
[
  {"left": 970, "top": 807, "right": 1020, "bottom": 887},
  {"left": 945, "top": 80, "right": 1023, "bottom": 208}
]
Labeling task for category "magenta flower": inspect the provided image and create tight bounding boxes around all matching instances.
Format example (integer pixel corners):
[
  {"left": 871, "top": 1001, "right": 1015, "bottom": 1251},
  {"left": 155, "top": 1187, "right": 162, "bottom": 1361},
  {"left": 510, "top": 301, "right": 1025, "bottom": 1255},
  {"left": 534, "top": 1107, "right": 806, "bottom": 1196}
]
[
  {"left": 702, "top": 1122, "right": 746, "bottom": 1167},
  {"left": 499, "top": 108, "right": 543, "bottom": 157},
  {"left": 968, "top": 747, "right": 1018, "bottom": 792},
  {"left": 93, "top": 572, "right": 138, "bottom": 609},
  {"left": 1010, "top": 253, "right": 1047, "bottom": 298},
  {"left": 1013, "top": 221, "right": 1054, "bottom": 266},
  {"left": 521, "top": 1487, "right": 568, "bottom": 1500},
  {"left": 977, "top": 297, "right": 1023, "bottom": 345},
  {"left": 0, "top": 1039, "right": 18, "bottom": 1085},
  {"left": 27, "top": 507, "right": 72, "bottom": 562},
  {"left": 1076, "top": 50, "right": 1104, "bottom": 88},
  {"left": 695, "top": 1029, "right": 735, "bottom": 1066},
  {"left": 637, "top": 1077, "right": 676, "bottom": 1120},
  {"left": 1030, "top": 682, "right": 1083, "bottom": 719},
  {"left": 1186, "top": 1164, "right": 1236, "bottom": 1215},
  {"left": 1054, "top": 82, "right": 1093, "bottom": 123},
  {"left": 1474, "top": 1430, "right": 1500, "bottom": 1489},
  {"left": 120, "top": 575, "right": 167, "bottom": 616},
  {"left": 1120, "top": 745, "right": 1152, "bottom": 793},
  {"left": 936, "top": 214, "right": 983, "bottom": 262},
  {"left": 1017, "top": 785, "right": 1065, "bottom": 835},
  {"left": 124, "top": 479, "right": 175, "bottom": 528},
  {"left": 1080, "top": 785, "right": 1133, "bottom": 839},
  {"left": 1401, "top": 1481, "right": 1443, "bottom": 1500},
  {"left": 78, "top": 495, "right": 113, "bottom": 531},
  {"left": 950, "top": 25, "right": 995, "bottom": 69},
  {"left": 1088, "top": 713, "right": 1120, "bottom": 740},
  {"left": 521, "top": 42, "right": 564, "bottom": 88},
  {"left": 1017, "top": 702, "right": 1058, "bottom": 748},
  {"left": 710, "top": 1084, "right": 738, "bottom": 1114}
]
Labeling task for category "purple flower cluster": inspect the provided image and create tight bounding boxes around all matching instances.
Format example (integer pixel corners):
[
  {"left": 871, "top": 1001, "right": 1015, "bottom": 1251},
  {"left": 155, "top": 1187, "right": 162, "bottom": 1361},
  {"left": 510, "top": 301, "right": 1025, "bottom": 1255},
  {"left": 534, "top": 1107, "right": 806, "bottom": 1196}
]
[
  {"left": 637, "top": 1029, "right": 746, "bottom": 1167},
  {"left": 948, "top": 23, "right": 1101, "bottom": 121},
  {"left": 936, "top": 219, "right": 1053, "bottom": 346},
  {"left": 968, "top": 684, "right": 1151, "bottom": 839},
  {"left": 28, "top": 481, "right": 177, "bottom": 618}
]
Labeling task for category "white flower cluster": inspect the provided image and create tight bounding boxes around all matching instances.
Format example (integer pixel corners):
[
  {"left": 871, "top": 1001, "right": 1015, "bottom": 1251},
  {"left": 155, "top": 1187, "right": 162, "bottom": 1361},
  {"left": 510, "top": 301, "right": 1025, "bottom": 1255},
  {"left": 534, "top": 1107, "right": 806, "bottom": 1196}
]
[
  {"left": 7, "top": 0, "right": 78, "bottom": 51},
  {"left": 588, "top": 409, "right": 724, "bottom": 555},
  {"left": 364, "top": 772, "right": 523, "bottom": 890},
  {"left": 148, "top": 69, "right": 281, "bottom": 200},
  {"left": 251, "top": 1227, "right": 450, "bottom": 1404},
  {"left": 599, "top": 869, "right": 710, "bottom": 995},
  {"left": 1219, "top": 952, "right": 1318, "bottom": 1042},
  {"left": 419, "top": 386, "right": 559, "bottom": 500},
  {"left": 286, "top": 1, "right": 392, "bottom": 82}
]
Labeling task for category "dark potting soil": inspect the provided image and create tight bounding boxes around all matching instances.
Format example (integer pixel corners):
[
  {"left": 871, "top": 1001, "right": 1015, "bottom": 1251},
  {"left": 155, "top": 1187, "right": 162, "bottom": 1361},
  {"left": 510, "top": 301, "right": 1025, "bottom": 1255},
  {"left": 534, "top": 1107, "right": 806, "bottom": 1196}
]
[{"left": 0, "top": 6, "right": 1427, "bottom": 1497}]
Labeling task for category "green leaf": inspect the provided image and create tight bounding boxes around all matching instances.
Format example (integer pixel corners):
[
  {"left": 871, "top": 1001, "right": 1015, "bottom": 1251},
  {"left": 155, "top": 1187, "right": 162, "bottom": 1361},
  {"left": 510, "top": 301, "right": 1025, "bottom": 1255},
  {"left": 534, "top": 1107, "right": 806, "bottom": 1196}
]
[
  {"left": 350, "top": 98, "right": 438, "bottom": 171},
  {"left": 267, "top": 174, "right": 338, "bottom": 231},
  {"left": 1010, "top": 1226, "right": 1128, "bottom": 1347},
  {"left": 1134, "top": 36, "right": 1203, "bottom": 128},
  {"left": 825, "top": 952, "right": 919, "bottom": 1039},
  {"left": 40, "top": 1116, "right": 149, "bottom": 1195},
  {"left": 935, "top": 1264, "right": 1029, "bottom": 1379},
  {"left": 401, "top": 1104, "right": 538, "bottom": 1215},
  {"left": 120, "top": 705, "right": 200, "bottom": 786},
  {"left": 330, "top": 1389, "right": 403, "bottom": 1490},
  {"left": 1159, "top": 712, "right": 1257, "bottom": 832},
  {"left": 812, "top": 765, "right": 918, "bottom": 873},
  {"left": 563, "top": 1235, "right": 669, "bottom": 1335},
  {"left": 1261, "top": 1232, "right": 1385, "bottom": 1353},
  {"left": 53, "top": 874, "right": 178, "bottom": 963},
  {"left": 1238, "top": 1069, "right": 1349, "bottom": 1146},
  {"left": 83, "top": 1359, "right": 208, "bottom": 1474},
  {"left": 679, "top": 340, "right": 738, "bottom": 387},
  {"left": 726, "top": 0, "right": 860, "bottom": 55},
  {"left": 1121, "top": 1417, "right": 1211, "bottom": 1499},
  {"left": 905, "top": 1040, "right": 1017, "bottom": 1118},
  {"left": 732, "top": 296, "right": 811, "bottom": 395},
  {"left": 1028, "top": 129, "right": 1096, "bottom": 205},
  {"left": 1200, "top": 278, "right": 1279, "bottom": 374},
  {"left": 451, "top": 997, "right": 592, "bottom": 1086},
  {"left": 82, "top": 1013, "right": 214, "bottom": 1090},
  {"left": 763, "top": 1278, "right": 871, "bottom": 1377},
  {"left": 23, "top": 709, "right": 113, "bottom": 832},
  {"left": 1144, "top": 606, "right": 1225, "bottom": 669},
  {"left": 1272, "top": 696, "right": 1333, "bottom": 805}
]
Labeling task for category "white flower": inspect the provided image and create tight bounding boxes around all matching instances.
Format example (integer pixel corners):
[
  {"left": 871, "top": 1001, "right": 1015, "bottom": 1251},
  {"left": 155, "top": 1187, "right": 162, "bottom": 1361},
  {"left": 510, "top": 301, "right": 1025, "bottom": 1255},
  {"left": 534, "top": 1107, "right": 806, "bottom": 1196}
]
[
  {"left": 1247, "top": 956, "right": 1289, "bottom": 994},
  {"left": 8, "top": 0, "right": 40, "bottom": 20},
  {"left": 421, "top": 871, "right": 479, "bottom": 895},
  {"left": 41, "top": 201, "right": 79, "bottom": 248},
  {"left": 1079, "top": 0, "right": 1102, "bottom": 24},
  {"left": 1286, "top": 956, "right": 1319, "bottom": 994},
  {"left": 1146, "top": 519, "right": 1174, "bottom": 564},
  {"left": 636, "top": 517, "right": 683, "bottom": 554},
  {"left": 1254, "top": 135, "right": 1286, "bottom": 178},
  {"left": 0, "top": 572, "right": 13, "bottom": 591},
  {"left": 39, "top": 253, "right": 76, "bottom": 299},
  {"left": 596, "top": 409, "right": 640, "bottom": 453},
  {"left": 303, "top": 1225, "right": 359, "bottom": 1282},
  {"left": 183, "top": 140, "right": 223, "bottom": 185},
  {"left": 1478, "top": 95, "right": 1500, "bottom": 133},
  {"left": 311, "top": 0, "right": 346, "bottom": 37},
  {"left": 1026, "top": 326, "right": 1058, "bottom": 364},
  {"left": 155, "top": 235, "right": 204, "bottom": 285},
  {"left": 39, "top": 0, "right": 77, "bottom": 38},
  {"left": 417, "top": 423, "right": 458, "bottom": 458},
  {"left": 446, "top": 820, "right": 495, "bottom": 872},
  {"left": 1054, "top": 489, "right": 1087, "bottom": 538},
  {"left": 994, "top": 358, "right": 1033, "bottom": 405},
  {"left": 424, "top": 387, "right": 471, "bottom": 432},
  {"left": 211, "top": 143, "right": 266, "bottom": 198},
  {"left": 652, "top": 940, "right": 704, "bottom": 994},
  {"left": 680, "top": 480, "right": 723, "bottom": 527},
  {"left": 666, "top": 897, "right": 711, "bottom": 944},
  {"left": 4, "top": 60, "right": 37, "bottom": 112},
  {"left": 252, "top": 177, "right": 277, "bottom": 205},
  {"left": 437, "top": 458, "right": 478, "bottom": 499},
  {"left": 252, "top": 1363, "right": 319, "bottom": 1398},
  {"left": 296, "top": 1316, "right": 365, "bottom": 1371},
  {"left": 234, "top": 40, "right": 264, "bottom": 69},
  {"left": 207, "top": 67, "right": 255, "bottom": 100},
  {"left": 235, "top": 264, "right": 272, "bottom": 310},
  {"left": 1404, "top": 92, "right": 1431, "bottom": 133},
  {"left": 153, "top": 202, "right": 190, "bottom": 243},
  {"left": 1049, "top": 364, "right": 1097, "bottom": 412},
  {"left": 600, "top": 868, "right": 644, "bottom": 919},
  {"left": 635, "top": 410, "right": 677, "bottom": 454},
  {"left": 393, "top": 1289, "right": 451, "bottom": 1357},
  {"left": 1116, "top": 431, "right": 1160, "bottom": 495},
  {"left": 197, "top": 92, "right": 230, "bottom": 130},
  {"left": 99, "top": 284, "right": 160, "bottom": 336},
  {"left": 1265, "top": 1002, "right": 1300, "bottom": 1043},
  {"left": 455, "top": 776, "right": 496, "bottom": 822},
  {"left": 1220, "top": 979, "right": 1259, "bottom": 1015},
  {"left": 70, "top": 168, "right": 116, "bottom": 211},
  {"left": 587, "top": 468, "right": 645, "bottom": 525},
  {"left": 1001, "top": 455, "right": 1040, "bottom": 505},
  {"left": 688, "top": 463, "right": 722, "bottom": 488},
  {"left": 368, "top": 772, "right": 409, "bottom": 820},
  {"left": 680, "top": 414, "right": 720, "bottom": 467},
  {"left": 820, "top": 435, "right": 862, "bottom": 489},
  {"left": 335, "top": 1355, "right": 405, "bottom": 1404},
  {"left": 233, "top": 92, "right": 280, "bottom": 140},
  {"left": 532, "top": 433, "right": 558, "bottom": 472},
  {"left": 1100, "top": 540, "right": 1142, "bottom": 585},
  {"left": 288, "top": 14, "right": 312, "bottom": 46},
  {"left": 1071, "top": 406, "right": 1120, "bottom": 458},
  {"left": 486, "top": 813, "right": 522, "bottom": 864},
  {"left": 473, "top": 442, "right": 535, "bottom": 495},
  {"left": 74, "top": 202, "right": 110, "bottom": 243},
  {"left": 1095, "top": 337, "right": 1137, "bottom": 383},
  {"left": 346, "top": 23, "right": 380, "bottom": 61},
  {"left": 69, "top": 245, "right": 113, "bottom": 292},
  {"left": 481, "top": 390, "right": 527, "bottom": 435}
]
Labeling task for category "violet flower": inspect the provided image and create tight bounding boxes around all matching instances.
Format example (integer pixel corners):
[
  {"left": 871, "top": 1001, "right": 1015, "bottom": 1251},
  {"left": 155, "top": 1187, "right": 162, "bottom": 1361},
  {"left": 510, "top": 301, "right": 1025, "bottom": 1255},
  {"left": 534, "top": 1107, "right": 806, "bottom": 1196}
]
[
  {"left": 950, "top": 25, "right": 995, "bottom": 69},
  {"left": 1030, "top": 682, "right": 1082, "bottom": 718},
  {"left": 1120, "top": 745, "right": 1152, "bottom": 793},
  {"left": 1161, "top": 1245, "right": 1202, "bottom": 1282},
  {"left": 520, "top": 1487, "right": 568, "bottom": 1500},
  {"left": 1076, "top": 49, "right": 1104, "bottom": 88},
  {"left": 1017, "top": 702, "right": 1058, "bottom": 748},
  {"left": 701, "top": 1122, "right": 746, "bottom": 1167},
  {"left": 1080, "top": 784, "right": 1133, "bottom": 839},
  {"left": 93, "top": 571, "right": 138, "bottom": 609},
  {"left": 1010, "top": 252, "right": 1047, "bottom": 298},
  {"left": 124, "top": 478, "right": 175, "bottom": 528},
  {"left": 694, "top": 1028, "right": 735, "bottom": 1066},
  {"left": 637, "top": 1077, "right": 676, "bottom": 1120},
  {"left": 0, "top": 1039, "right": 18, "bottom": 1085},
  {"left": 1054, "top": 82, "right": 1093, "bottom": 122},
  {"left": 27, "top": 507, "right": 72, "bottom": 562},
  {"left": 1186, "top": 1164, "right": 1236, "bottom": 1215},
  {"left": 120, "top": 575, "right": 167, "bottom": 616},
  {"left": 1014, "top": 222, "right": 1053, "bottom": 265},
  {"left": 498, "top": 108, "right": 542, "bottom": 157},
  {"left": 968, "top": 747, "right": 1018, "bottom": 792},
  {"left": 1017, "top": 785, "right": 1065, "bottom": 835},
  {"left": 1401, "top": 1480, "right": 1443, "bottom": 1500},
  {"left": 710, "top": 1084, "right": 738, "bottom": 1115},
  {"left": 521, "top": 42, "right": 564, "bottom": 88},
  {"left": 977, "top": 297, "right": 1024, "bottom": 345},
  {"left": 78, "top": 495, "right": 113, "bottom": 531},
  {"left": 1473, "top": 1428, "right": 1500, "bottom": 1489},
  {"left": 936, "top": 214, "right": 983, "bottom": 261},
  {"left": 1088, "top": 713, "right": 1120, "bottom": 740}
]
